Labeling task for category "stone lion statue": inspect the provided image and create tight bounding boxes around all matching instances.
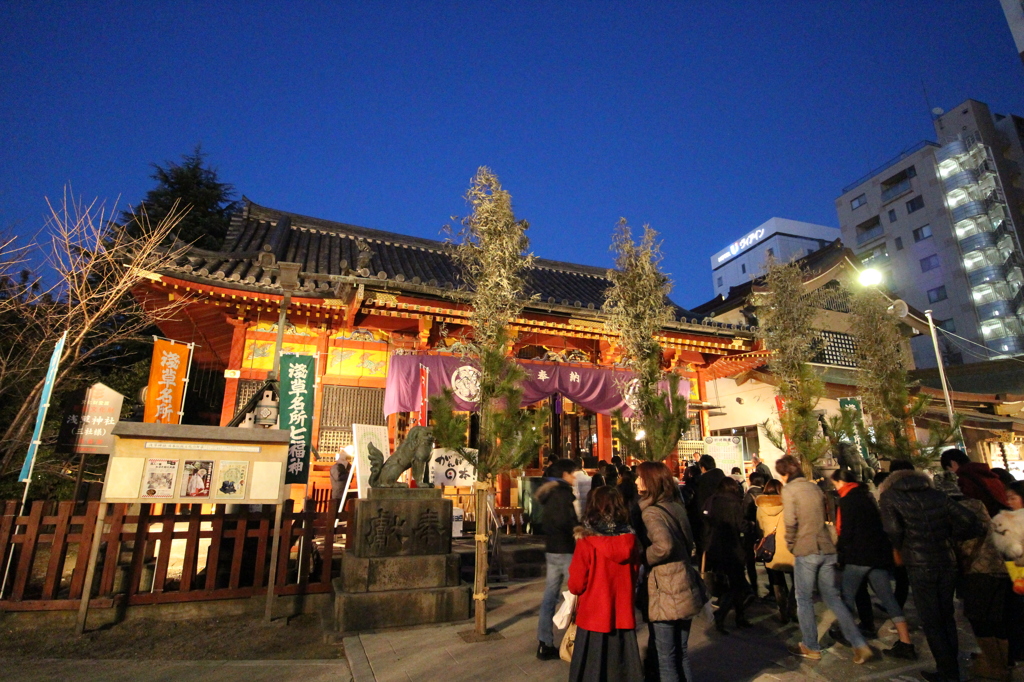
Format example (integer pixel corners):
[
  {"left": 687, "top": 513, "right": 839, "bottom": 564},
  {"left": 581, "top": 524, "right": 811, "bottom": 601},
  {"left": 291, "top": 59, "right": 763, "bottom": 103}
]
[
  {"left": 367, "top": 425, "right": 435, "bottom": 488},
  {"left": 836, "top": 441, "right": 876, "bottom": 484}
]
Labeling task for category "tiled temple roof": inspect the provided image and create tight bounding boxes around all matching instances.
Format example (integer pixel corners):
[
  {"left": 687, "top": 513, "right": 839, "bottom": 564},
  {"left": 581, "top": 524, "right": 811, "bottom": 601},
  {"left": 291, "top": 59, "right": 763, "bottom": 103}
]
[{"left": 162, "top": 199, "right": 696, "bottom": 319}]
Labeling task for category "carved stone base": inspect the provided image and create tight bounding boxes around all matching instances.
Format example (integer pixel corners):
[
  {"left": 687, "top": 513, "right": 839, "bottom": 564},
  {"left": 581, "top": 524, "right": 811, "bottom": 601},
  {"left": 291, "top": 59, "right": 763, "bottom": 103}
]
[
  {"left": 332, "top": 578, "right": 471, "bottom": 633},
  {"left": 332, "top": 553, "right": 471, "bottom": 632},
  {"left": 348, "top": 489, "right": 452, "bottom": 558},
  {"left": 340, "top": 552, "right": 462, "bottom": 592}
]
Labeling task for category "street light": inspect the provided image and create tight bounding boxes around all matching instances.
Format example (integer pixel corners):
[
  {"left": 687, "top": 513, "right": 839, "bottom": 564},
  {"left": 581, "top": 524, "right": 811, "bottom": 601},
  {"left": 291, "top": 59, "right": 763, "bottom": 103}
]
[
  {"left": 855, "top": 266, "right": 961, "bottom": 442},
  {"left": 858, "top": 268, "right": 883, "bottom": 287}
]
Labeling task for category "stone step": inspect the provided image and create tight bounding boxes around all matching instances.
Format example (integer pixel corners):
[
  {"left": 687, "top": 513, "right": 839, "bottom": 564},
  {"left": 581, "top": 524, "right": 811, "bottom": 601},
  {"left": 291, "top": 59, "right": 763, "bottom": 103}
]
[{"left": 454, "top": 538, "right": 547, "bottom": 582}]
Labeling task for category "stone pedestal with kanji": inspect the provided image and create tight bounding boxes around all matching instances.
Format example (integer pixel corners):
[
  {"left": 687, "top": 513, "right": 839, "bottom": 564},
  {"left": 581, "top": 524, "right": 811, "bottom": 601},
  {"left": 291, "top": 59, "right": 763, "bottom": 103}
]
[{"left": 332, "top": 488, "right": 471, "bottom": 633}]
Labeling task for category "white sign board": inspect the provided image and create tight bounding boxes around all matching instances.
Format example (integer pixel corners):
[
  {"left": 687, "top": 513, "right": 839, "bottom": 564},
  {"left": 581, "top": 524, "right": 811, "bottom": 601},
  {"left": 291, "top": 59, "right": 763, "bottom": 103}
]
[
  {"left": 430, "top": 447, "right": 477, "bottom": 487},
  {"left": 352, "top": 424, "right": 389, "bottom": 497},
  {"left": 104, "top": 423, "right": 290, "bottom": 505},
  {"left": 452, "top": 507, "right": 464, "bottom": 537},
  {"left": 704, "top": 436, "right": 745, "bottom": 480}
]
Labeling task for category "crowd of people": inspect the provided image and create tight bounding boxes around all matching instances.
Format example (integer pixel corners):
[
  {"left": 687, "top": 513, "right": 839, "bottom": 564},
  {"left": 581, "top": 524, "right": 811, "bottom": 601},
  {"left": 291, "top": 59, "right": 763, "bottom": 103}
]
[{"left": 533, "top": 450, "right": 1024, "bottom": 682}]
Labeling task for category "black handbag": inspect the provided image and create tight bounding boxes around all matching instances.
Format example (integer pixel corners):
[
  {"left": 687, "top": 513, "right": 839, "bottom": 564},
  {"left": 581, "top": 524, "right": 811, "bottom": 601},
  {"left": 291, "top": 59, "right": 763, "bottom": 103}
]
[
  {"left": 754, "top": 531, "right": 776, "bottom": 563},
  {"left": 754, "top": 514, "right": 780, "bottom": 563}
]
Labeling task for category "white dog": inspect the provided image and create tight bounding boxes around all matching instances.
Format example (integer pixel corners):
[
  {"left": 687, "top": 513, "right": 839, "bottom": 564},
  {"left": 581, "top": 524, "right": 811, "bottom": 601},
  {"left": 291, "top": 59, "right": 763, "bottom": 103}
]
[{"left": 991, "top": 508, "right": 1024, "bottom": 566}]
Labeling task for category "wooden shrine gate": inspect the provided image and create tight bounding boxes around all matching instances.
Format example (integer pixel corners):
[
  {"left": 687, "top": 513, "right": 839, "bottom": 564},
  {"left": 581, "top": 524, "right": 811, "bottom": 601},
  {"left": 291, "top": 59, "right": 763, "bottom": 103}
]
[{"left": 0, "top": 499, "right": 348, "bottom": 612}]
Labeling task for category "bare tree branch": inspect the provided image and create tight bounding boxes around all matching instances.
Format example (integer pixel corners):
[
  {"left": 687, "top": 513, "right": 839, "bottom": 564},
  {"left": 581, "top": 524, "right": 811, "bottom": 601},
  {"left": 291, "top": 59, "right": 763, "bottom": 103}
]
[{"left": 0, "top": 189, "right": 192, "bottom": 475}]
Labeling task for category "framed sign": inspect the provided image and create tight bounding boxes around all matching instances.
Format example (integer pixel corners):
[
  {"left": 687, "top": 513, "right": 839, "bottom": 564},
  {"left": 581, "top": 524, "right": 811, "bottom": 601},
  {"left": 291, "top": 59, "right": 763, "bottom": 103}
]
[{"left": 104, "top": 423, "right": 291, "bottom": 504}]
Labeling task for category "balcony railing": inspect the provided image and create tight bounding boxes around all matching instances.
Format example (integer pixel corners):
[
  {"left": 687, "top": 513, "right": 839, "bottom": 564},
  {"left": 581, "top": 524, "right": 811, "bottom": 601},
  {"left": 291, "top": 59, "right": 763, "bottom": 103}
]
[
  {"left": 936, "top": 139, "right": 969, "bottom": 164},
  {"left": 943, "top": 170, "right": 978, "bottom": 194},
  {"left": 984, "top": 335, "right": 1024, "bottom": 355},
  {"left": 969, "top": 264, "right": 1009, "bottom": 287},
  {"left": 976, "top": 299, "right": 1016, "bottom": 321},
  {"left": 881, "top": 178, "right": 912, "bottom": 203},
  {"left": 952, "top": 200, "right": 987, "bottom": 224},
  {"left": 856, "top": 224, "right": 885, "bottom": 245},
  {"left": 958, "top": 230, "right": 997, "bottom": 255}
]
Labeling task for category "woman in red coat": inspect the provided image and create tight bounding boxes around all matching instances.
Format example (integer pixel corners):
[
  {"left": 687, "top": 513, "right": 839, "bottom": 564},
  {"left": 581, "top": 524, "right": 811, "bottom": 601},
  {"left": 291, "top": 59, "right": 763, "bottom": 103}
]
[{"left": 568, "top": 485, "right": 643, "bottom": 682}]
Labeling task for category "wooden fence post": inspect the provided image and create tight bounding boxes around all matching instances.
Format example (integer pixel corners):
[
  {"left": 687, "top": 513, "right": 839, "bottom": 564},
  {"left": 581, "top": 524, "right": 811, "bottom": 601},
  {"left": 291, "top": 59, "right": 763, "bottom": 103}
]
[
  {"left": 75, "top": 502, "right": 107, "bottom": 635},
  {"left": 264, "top": 502, "right": 285, "bottom": 623}
]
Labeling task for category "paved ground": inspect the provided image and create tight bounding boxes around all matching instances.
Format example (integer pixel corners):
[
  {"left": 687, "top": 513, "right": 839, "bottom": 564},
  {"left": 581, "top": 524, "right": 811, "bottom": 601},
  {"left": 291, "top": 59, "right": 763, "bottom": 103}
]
[
  {"left": 0, "top": 659, "right": 352, "bottom": 682},
  {"left": 3, "top": 569, "right": 1023, "bottom": 681},
  {"left": 351, "top": 576, "right": 1024, "bottom": 682}
]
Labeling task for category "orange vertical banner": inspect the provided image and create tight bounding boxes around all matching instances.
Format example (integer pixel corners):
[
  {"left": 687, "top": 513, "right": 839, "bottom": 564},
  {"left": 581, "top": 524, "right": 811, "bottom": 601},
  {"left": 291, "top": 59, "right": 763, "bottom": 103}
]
[{"left": 144, "top": 339, "right": 191, "bottom": 424}]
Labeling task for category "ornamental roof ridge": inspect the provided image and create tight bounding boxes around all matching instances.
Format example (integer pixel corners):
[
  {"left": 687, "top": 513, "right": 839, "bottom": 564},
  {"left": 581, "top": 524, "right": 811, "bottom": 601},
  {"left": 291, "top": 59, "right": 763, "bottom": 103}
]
[
  {"left": 244, "top": 198, "right": 617, "bottom": 277},
  {"left": 245, "top": 198, "right": 449, "bottom": 254}
]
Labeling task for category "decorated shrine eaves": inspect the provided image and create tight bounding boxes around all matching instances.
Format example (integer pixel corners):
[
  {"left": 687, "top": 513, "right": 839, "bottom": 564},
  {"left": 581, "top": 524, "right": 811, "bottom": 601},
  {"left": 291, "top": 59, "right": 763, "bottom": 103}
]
[{"left": 162, "top": 199, "right": 694, "bottom": 319}]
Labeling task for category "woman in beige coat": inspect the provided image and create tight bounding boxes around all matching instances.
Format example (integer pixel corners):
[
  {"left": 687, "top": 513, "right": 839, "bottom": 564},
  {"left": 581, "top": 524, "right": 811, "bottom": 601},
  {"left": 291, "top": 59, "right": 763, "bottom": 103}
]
[
  {"left": 637, "top": 462, "right": 705, "bottom": 682},
  {"left": 755, "top": 479, "right": 796, "bottom": 623}
]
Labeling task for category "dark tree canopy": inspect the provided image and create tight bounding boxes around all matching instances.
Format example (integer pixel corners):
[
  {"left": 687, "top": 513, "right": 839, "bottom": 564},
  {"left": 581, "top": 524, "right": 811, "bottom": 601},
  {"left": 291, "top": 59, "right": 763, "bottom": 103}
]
[{"left": 124, "top": 146, "right": 237, "bottom": 250}]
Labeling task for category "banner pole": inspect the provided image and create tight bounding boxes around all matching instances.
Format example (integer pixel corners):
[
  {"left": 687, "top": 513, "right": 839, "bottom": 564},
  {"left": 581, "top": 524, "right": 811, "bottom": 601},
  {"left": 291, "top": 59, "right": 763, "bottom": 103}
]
[
  {"left": 3, "top": 331, "right": 67, "bottom": 597},
  {"left": 177, "top": 342, "right": 196, "bottom": 423},
  {"left": 0, "top": 470, "right": 33, "bottom": 597}
]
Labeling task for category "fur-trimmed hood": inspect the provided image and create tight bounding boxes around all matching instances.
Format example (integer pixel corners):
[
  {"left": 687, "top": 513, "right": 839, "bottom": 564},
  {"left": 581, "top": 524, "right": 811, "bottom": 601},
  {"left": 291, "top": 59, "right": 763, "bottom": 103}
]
[
  {"left": 535, "top": 479, "right": 573, "bottom": 503},
  {"left": 878, "top": 468, "right": 931, "bottom": 496},
  {"left": 573, "top": 525, "right": 637, "bottom": 565},
  {"left": 755, "top": 493, "right": 784, "bottom": 519}
]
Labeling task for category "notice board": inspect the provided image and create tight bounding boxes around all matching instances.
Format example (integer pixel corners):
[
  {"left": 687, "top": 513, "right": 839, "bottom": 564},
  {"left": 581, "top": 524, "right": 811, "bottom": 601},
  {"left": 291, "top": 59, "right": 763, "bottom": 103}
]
[{"left": 104, "top": 423, "right": 292, "bottom": 505}]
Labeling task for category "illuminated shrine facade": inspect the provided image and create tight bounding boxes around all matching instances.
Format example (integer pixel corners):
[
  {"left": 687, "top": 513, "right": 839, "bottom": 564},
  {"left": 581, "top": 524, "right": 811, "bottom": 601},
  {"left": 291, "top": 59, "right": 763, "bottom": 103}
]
[{"left": 135, "top": 199, "right": 759, "bottom": 488}]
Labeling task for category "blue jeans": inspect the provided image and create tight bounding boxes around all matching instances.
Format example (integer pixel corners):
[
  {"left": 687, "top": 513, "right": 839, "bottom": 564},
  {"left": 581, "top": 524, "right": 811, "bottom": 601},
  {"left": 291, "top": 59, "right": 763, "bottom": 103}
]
[
  {"left": 841, "top": 564, "right": 905, "bottom": 625},
  {"left": 650, "top": 619, "right": 692, "bottom": 682},
  {"left": 537, "top": 552, "right": 573, "bottom": 646},
  {"left": 794, "top": 553, "right": 866, "bottom": 651}
]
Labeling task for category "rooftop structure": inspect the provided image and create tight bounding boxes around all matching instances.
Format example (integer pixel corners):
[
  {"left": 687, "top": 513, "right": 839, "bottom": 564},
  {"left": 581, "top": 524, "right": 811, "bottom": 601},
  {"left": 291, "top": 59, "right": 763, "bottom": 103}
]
[{"left": 709, "top": 217, "right": 839, "bottom": 297}]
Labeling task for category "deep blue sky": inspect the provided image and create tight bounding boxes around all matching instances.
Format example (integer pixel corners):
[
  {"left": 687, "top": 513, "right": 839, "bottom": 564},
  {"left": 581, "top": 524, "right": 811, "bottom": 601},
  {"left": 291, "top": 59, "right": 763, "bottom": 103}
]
[{"left": 2, "top": 2, "right": 1023, "bottom": 307}]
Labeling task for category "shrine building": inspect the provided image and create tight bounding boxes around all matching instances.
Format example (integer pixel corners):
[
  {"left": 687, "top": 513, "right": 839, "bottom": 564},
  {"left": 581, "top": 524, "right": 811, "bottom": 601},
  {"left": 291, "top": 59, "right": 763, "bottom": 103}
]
[{"left": 134, "top": 199, "right": 762, "bottom": 498}]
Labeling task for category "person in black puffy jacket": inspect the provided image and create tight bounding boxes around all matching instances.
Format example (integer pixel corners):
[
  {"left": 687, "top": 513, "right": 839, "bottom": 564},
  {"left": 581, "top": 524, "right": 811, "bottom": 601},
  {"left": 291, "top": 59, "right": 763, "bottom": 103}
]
[
  {"left": 879, "top": 466, "right": 984, "bottom": 682},
  {"left": 831, "top": 470, "right": 915, "bottom": 660},
  {"left": 703, "top": 476, "right": 752, "bottom": 633},
  {"left": 534, "top": 458, "right": 579, "bottom": 660}
]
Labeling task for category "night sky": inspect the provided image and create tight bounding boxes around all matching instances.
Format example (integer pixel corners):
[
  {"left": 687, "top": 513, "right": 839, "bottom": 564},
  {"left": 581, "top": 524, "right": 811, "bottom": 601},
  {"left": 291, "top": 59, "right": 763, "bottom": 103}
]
[{"left": 2, "top": 2, "right": 1022, "bottom": 307}]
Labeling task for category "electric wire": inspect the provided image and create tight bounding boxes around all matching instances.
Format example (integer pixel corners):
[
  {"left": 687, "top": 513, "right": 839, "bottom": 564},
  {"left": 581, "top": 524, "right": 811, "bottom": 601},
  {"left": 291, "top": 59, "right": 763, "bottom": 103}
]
[{"left": 932, "top": 324, "right": 1024, "bottom": 366}]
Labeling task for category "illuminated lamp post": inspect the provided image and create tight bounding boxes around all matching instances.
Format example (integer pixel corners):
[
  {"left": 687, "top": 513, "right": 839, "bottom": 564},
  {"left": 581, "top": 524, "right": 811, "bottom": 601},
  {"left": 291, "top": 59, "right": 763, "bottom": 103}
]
[{"left": 857, "top": 267, "right": 959, "bottom": 439}]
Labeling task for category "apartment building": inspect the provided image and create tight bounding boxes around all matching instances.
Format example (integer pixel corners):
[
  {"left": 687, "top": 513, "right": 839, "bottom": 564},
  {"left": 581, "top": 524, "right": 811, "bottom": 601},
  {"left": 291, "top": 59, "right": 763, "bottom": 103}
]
[{"left": 836, "top": 99, "right": 1024, "bottom": 368}]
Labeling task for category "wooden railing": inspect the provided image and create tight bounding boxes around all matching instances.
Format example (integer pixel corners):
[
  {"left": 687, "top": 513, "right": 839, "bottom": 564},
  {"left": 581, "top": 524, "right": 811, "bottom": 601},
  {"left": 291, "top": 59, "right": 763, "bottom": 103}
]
[{"left": 0, "top": 498, "right": 348, "bottom": 612}]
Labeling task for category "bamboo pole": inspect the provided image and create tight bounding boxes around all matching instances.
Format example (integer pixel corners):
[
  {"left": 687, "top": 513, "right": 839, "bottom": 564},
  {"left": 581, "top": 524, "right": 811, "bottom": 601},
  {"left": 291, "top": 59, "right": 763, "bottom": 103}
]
[{"left": 473, "top": 482, "right": 488, "bottom": 634}]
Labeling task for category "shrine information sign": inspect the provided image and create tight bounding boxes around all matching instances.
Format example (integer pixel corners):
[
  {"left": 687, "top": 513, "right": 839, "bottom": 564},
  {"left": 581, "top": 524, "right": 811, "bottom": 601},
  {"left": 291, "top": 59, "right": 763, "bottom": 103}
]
[{"left": 103, "top": 423, "right": 291, "bottom": 505}]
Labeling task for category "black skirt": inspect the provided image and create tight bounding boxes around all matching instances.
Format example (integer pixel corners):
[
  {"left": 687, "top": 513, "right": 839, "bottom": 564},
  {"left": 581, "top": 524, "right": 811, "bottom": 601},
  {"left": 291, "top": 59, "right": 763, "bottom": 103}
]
[{"left": 568, "top": 626, "right": 643, "bottom": 682}]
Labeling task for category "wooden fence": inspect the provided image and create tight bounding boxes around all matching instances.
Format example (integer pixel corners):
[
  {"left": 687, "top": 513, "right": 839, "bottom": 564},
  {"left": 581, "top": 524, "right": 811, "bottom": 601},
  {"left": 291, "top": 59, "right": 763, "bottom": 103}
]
[{"left": 0, "top": 498, "right": 347, "bottom": 612}]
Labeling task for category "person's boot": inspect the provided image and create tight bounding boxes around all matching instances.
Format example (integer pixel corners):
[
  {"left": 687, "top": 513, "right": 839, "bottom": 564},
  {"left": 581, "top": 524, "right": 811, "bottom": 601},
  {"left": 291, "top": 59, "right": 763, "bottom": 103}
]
[
  {"left": 713, "top": 609, "right": 730, "bottom": 635},
  {"left": 972, "top": 637, "right": 1010, "bottom": 681},
  {"left": 536, "top": 641, "right": 559, "bottom": 661},
  {"left": 774, "top": 585, "right": 790, "bottom": 624}
]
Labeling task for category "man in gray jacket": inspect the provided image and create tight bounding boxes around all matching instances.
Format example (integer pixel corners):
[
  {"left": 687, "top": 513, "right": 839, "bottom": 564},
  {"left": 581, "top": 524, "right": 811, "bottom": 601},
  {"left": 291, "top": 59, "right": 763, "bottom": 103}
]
[{"left": 776, "top": 455, "right": 873, "bottom": 663}]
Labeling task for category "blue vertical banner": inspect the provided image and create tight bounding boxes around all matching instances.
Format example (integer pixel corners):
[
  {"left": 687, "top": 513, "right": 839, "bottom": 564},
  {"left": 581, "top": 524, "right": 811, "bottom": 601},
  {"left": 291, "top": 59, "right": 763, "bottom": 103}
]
[
  {"left": 20, "top": 331, "right": 68, "bottom": 482},
  {"left": 279, "top": 354, "right": 315, "bottom": 485}
]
